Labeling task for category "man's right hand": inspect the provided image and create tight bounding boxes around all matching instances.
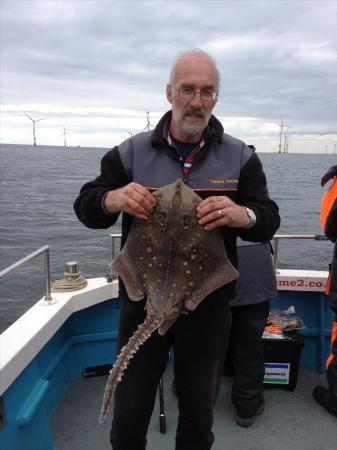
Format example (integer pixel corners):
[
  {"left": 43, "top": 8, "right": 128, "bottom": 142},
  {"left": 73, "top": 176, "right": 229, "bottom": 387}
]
[{"left": 103, "top": 182, "right": 156, "bottom": 220}]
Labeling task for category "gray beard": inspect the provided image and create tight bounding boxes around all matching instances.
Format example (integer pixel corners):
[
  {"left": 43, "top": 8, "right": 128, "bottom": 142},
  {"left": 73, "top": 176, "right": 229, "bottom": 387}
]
[{"left": 180, "top": 118, "right": 208, "bottom": 137}]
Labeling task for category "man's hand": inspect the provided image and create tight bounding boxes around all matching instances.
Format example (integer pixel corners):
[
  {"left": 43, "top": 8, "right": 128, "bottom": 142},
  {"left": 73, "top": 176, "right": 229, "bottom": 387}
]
[
  {"left": 197, "top": 196, "right": 250, "bottom": 231},
  {"left": 104, "top": 182, "right": 156, "bottom": 220}
]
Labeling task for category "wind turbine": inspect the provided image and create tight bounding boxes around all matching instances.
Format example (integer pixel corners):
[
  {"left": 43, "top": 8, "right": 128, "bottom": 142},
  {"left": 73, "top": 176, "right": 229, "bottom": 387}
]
[
  {"left": 278, "top": 115, "right": 291, "bottom": 154},
  {"left": 61, "top": 127, "right": 70, "bottom": 147},
  {"left": 25, "top": 113, "right": 45, "bottom": 146},
  {"left": 123, "top": 111, "right": 153, "bottom": 138},
  {"left": 143, "top": 110, "right": 155, "bottom": 132}
]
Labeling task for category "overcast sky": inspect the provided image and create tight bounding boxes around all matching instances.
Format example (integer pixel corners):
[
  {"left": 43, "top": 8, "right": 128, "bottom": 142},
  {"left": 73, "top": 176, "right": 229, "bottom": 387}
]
[{"left": 1, "top": 0, "right": 337, "bottom": 152}]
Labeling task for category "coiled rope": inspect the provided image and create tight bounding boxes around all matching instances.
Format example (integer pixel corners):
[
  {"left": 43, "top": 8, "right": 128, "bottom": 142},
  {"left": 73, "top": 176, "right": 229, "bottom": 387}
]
[{"left": 51, "top": 274, "right": 88, "bottom": 292}]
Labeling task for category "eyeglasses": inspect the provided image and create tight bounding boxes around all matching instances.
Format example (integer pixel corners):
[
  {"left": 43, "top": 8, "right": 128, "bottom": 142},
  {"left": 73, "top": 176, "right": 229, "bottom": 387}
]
[{"left": 177, "top": 86, "right": 218, "bottom": 102}]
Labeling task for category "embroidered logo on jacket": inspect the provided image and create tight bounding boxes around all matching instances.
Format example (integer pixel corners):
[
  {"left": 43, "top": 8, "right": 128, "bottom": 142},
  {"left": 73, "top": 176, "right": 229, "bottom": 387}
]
[{"left": 210, "top": 179, "right": 238, "bottom": 185}]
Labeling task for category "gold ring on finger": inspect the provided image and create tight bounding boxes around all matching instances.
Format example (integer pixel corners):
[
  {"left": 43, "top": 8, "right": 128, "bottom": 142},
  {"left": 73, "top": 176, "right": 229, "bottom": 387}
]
[{"left": 218, "top": 209, "right": 223, "bottom": 217}]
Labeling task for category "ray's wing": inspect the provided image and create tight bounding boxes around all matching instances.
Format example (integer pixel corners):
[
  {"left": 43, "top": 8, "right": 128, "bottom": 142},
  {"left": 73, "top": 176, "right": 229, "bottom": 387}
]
[
  {"left": 112, "top": 225, "right": 148, "bottom": 301},
  {"left": 113, "top": 255, "right": 144, "bottom": 301},
  {"left": 184, "top": 239, "right": 238, "bottom": 311}
]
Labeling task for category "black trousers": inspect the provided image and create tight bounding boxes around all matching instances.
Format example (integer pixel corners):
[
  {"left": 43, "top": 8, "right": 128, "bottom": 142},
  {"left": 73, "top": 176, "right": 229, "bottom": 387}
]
[
  {"left": 225, "top": 301, "right": 269, "bottom": 418},
  {"left": 325, "top": 245, "right": 337, "bottom": 399},
  {"left": 110, "top": 297, "right": 231, "bottom": 450},
  {"left": 327, "top": 306, "right": 337, "bottom": 400}
]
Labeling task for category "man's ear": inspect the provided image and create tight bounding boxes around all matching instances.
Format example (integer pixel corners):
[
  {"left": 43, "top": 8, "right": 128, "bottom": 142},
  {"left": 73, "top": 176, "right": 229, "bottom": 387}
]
[{"left": 166, "top": 84, "right": 173, "bottom": 104}]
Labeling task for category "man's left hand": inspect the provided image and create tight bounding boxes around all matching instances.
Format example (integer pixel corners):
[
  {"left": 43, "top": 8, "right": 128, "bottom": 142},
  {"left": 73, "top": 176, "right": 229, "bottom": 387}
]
[{"left": 197, "top": 196, "right": 250, "bottom": 231}]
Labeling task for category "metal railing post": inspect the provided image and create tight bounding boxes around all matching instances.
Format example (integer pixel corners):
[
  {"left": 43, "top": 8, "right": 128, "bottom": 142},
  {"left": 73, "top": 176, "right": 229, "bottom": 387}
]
[
  {"left": 110, "top": 233, "right": 122, "bottom": 279},
  {"left": 44, "top": 248, "right": 52, "bottom": 301}
]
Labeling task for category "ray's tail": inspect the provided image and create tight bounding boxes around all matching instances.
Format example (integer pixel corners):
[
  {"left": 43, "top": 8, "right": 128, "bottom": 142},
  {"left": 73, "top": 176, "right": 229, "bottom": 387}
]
[{"left": 99, "top": 314, "right": 161, "bottom": 423}]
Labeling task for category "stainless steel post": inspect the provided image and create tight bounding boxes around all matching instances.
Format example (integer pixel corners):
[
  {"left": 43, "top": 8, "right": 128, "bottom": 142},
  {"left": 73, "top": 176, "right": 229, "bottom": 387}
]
[
  {"left": 44, "top": 248, "right": 52, "bottom": 301},
  {"left": 110, "top": 233, "right": 122, "bottom": 279}
]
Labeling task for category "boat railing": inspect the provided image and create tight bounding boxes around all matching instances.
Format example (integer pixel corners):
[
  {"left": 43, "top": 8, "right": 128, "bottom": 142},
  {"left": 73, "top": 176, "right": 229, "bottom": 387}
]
[
  {"left": 110, "top": 233, "right": 328, "bottom": 273},
  {"left": 0, "top": 235, "right": 328, "bottom": 301},
  {"left": 0, "top": 245, "right": 53, "bottom": 303},
  {"left": 272, "top": 234, "right": 327, "bottom": 271}
]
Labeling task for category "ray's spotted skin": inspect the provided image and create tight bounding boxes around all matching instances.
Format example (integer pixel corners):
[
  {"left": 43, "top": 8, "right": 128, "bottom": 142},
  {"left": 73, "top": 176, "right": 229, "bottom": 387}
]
[{"left": 99, "top": 179, "right": 238, "bottom": 423}]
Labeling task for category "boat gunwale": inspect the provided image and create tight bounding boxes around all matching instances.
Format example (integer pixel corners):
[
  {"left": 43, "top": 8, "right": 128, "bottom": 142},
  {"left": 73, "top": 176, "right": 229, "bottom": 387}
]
[{"left": 0, "top": 278, "right": 118, "bottom": 396}]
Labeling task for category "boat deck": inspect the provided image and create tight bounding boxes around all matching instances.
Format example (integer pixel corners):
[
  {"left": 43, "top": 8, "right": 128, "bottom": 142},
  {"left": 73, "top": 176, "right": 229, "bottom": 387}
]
[{"left": 51, "top": 366, "right": 336, "bottom": 450}]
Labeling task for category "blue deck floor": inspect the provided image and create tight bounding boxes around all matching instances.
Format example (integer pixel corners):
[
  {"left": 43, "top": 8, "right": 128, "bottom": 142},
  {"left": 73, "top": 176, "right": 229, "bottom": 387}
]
[{"left": 51, "top": 366, "right": 336, "bottom": 450}]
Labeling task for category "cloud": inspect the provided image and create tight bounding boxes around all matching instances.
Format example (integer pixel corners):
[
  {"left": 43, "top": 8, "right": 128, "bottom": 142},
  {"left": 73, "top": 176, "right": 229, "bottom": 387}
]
[{"left": 1, "top": 0, "right": 336, "bottom": 152}]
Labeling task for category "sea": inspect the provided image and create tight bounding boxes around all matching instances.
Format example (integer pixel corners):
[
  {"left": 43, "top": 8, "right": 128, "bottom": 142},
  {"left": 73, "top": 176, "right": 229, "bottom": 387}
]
[{"left": 0, "top": 143, "right": 335, "bottom": 333}]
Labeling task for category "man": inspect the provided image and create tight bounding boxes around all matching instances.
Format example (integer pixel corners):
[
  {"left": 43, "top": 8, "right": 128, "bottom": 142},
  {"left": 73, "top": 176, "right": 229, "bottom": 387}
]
[
  {"left": 313, "top": 165, "right": 337, "bottom": 417},
  {"left": 74, "top": 49, "right": 280, "bottom": 450}
]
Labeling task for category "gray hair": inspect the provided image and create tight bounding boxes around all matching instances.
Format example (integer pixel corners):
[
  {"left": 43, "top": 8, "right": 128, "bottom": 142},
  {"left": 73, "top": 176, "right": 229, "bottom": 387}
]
[{"left": 169, "top": 48, "right": 220, "bottom": 90}]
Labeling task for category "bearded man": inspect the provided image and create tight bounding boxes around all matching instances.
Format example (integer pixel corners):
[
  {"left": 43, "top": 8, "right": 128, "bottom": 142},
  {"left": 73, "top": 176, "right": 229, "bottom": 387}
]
[{"left": 74, "top": 48, "right": 280, "bottom": 450}]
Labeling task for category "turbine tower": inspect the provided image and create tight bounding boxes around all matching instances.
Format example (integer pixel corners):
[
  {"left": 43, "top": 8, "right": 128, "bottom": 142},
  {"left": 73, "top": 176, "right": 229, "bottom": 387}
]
[
  {"left": 61, "top": 127, "right": 70, "bottom": 147},
  {"left": 25, "top": 113, "right": 45, "bottom": 146},
  {"left": 283, "top": 133, "right": 288, "bottom": 153}
]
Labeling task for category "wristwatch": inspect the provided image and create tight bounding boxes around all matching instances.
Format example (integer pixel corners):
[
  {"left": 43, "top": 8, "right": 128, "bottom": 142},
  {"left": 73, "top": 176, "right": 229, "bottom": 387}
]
[{"left": 245, "top": 207, "right": 256, "bottom": 228}]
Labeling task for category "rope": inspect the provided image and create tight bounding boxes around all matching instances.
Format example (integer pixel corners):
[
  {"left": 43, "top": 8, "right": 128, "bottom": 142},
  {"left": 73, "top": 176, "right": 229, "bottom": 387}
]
[{"left": 51, "top": 275, "right": 88, "bottom": 292}]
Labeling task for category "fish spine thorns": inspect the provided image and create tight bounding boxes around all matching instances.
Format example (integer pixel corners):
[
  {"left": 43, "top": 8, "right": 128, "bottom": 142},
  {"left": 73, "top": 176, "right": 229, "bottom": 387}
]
[{"left": 99, "top": 314, "right": 161, "bottom": 423}]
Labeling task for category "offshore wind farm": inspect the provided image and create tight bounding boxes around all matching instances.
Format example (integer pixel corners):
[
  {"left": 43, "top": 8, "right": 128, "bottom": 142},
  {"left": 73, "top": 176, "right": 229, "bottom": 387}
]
[{"left": 17, "top": 109, "right": 335, "bottom": 154}]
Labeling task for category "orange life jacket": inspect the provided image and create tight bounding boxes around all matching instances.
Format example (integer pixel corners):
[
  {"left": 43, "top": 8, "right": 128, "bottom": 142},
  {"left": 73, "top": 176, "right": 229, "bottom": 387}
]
[
  {"left": 321, "top": 176, "right": 337, "bottom": 234},
  {"left": 321, "top": 172, "right": 337, "bottom": 298}
]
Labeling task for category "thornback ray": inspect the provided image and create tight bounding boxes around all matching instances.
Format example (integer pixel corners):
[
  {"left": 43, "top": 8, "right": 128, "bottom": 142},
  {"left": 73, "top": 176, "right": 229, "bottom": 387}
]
[{"left": 99, "top": 179, "right": 238, "bottom": 423}]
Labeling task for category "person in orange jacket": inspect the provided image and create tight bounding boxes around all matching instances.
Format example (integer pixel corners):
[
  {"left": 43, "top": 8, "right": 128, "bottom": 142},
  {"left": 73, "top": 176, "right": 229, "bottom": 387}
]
[{"left": 313, "top": 165, "right": 337, "bottom": 417}]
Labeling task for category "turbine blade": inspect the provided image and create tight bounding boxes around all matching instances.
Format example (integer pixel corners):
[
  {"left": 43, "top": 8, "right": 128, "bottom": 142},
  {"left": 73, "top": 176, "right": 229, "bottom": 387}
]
[{"left": 25, "top": 113, "right": 33, "bottom": 121}]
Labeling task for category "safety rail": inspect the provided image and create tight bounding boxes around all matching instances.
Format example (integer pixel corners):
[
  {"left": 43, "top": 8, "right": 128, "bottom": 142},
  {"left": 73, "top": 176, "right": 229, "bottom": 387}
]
[
  {"left": 111, "top": 233, "right": 328, "bottom": 273},
  {"left": 0, "top": 245, "right": 53, "bottom": 303},
  {"left": 272, "top": 234, "right": 327, "bottom": 271},
  {"left": 0, "top": 236, "right": 328, "bottom": 301}
]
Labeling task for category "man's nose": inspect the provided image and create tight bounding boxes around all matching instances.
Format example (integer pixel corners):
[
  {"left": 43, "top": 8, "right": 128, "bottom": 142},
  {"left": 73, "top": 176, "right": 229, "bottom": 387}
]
[{"left": 189, "top": 91, "right": 203, "bottom": 107}]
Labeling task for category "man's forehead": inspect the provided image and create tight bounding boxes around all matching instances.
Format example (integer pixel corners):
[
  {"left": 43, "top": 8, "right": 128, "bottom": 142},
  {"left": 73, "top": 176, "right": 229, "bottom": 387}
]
[{"left": 174, "top": 55, "right": 218, "bottom": 86}]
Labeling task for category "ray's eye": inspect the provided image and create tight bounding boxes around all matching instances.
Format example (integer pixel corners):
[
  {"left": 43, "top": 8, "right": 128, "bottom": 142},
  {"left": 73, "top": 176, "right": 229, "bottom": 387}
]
[
  {"left": 159, "top": 212, "right": 167, "bottom": 226},
  {"left": 183, "top": 215, "right": 191, "bottom": 228}
]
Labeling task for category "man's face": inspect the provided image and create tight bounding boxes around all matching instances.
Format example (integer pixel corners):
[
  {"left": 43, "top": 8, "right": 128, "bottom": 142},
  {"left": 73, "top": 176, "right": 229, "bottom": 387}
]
[{"left": 166, "top": 54, "right": 218, "bottom": 142}]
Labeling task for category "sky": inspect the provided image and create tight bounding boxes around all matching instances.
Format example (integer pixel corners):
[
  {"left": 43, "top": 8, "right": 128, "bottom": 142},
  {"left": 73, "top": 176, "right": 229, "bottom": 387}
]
[{"left": 1, "top": 0, "right": 337, "bottom": 153}]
